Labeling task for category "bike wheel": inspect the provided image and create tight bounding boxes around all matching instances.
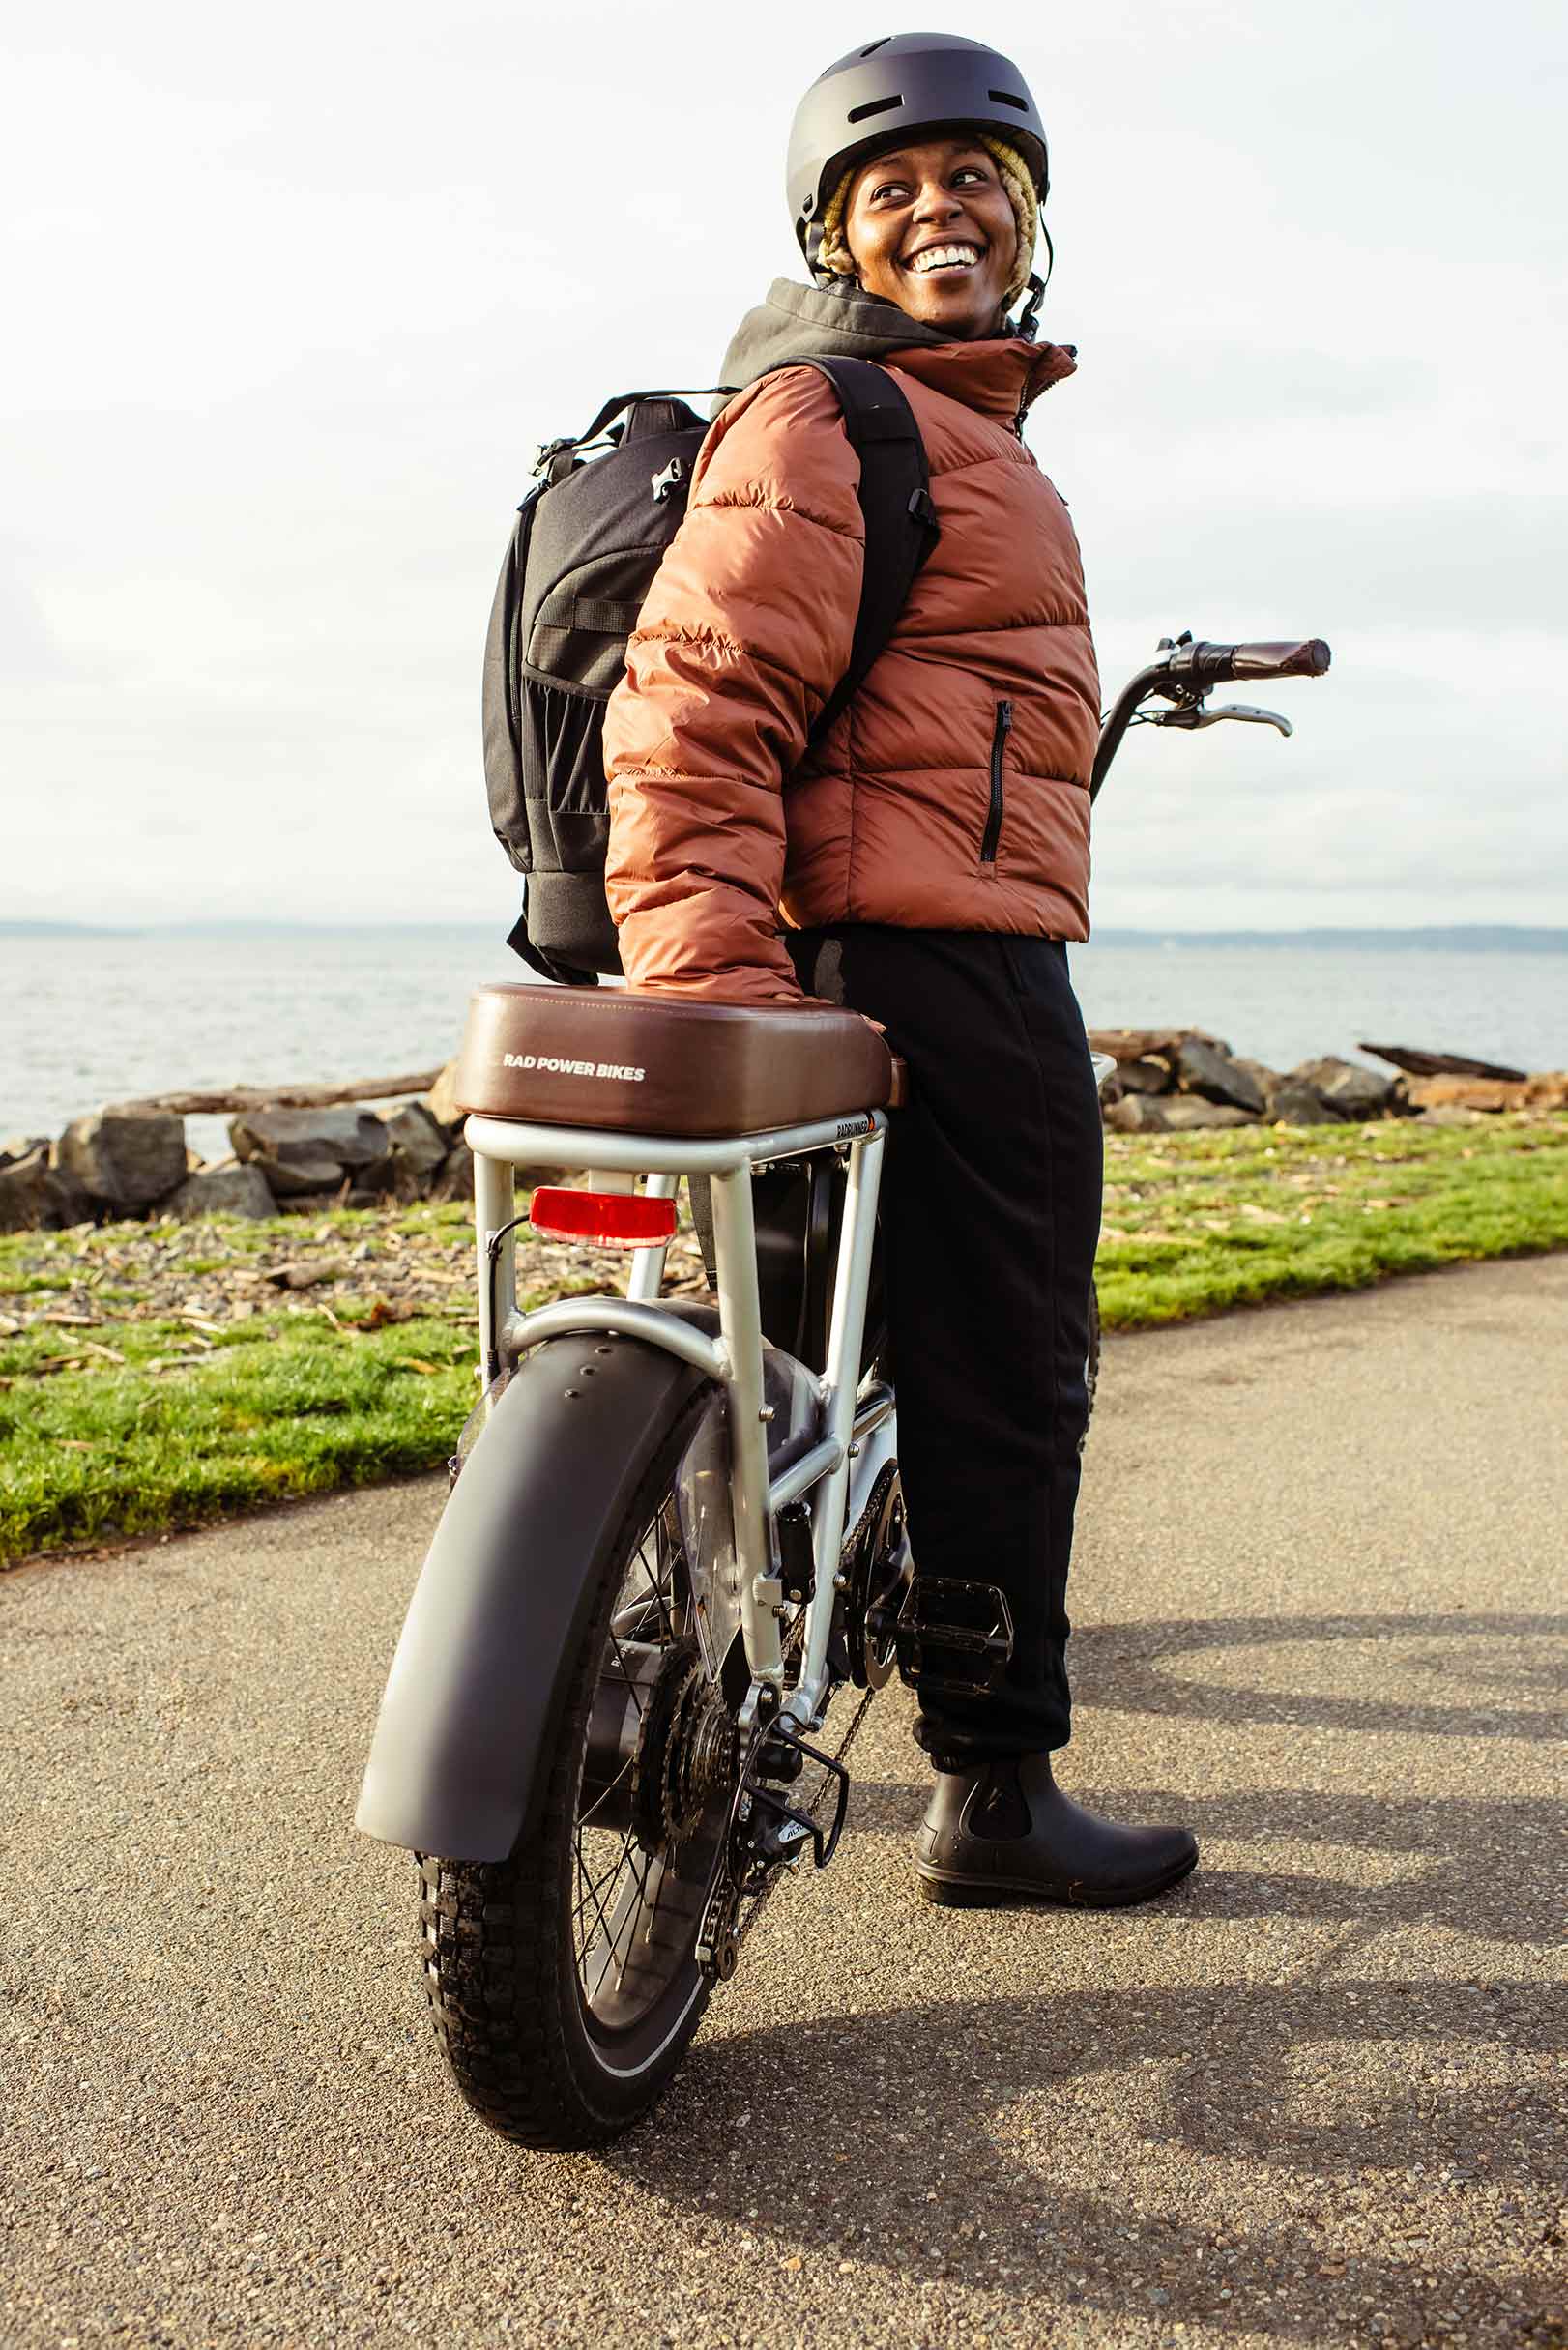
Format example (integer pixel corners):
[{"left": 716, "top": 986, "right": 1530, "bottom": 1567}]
[{"left": 418, "top": 1379, "right": 740, "bottom": 2148}]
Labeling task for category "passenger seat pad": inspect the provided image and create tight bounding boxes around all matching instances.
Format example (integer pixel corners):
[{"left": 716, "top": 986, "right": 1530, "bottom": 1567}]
[{"left": 453, "top": 983, "right": 894, "bottom": 1138}]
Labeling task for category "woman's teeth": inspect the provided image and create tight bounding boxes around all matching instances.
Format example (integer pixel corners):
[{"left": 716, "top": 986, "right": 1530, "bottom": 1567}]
[{"left": 907, "top": 244, "right": 982, "bottom": 276}]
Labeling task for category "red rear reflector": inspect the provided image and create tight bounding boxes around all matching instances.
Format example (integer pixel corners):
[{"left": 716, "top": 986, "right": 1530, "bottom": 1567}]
[{"left": 529, "top": 1187, "right": 677, "bottom": 1249}]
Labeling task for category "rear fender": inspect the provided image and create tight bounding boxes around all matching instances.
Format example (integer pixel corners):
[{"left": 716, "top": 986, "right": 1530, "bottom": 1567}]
[{"left": 355, "top": 1328, "right": 711, "bottom": 1862}]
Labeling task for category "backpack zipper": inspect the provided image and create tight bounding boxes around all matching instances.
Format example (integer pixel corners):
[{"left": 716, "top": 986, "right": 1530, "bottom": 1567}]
[{"left": 980, "top": 700, "right": 1012, "bottom": 866}]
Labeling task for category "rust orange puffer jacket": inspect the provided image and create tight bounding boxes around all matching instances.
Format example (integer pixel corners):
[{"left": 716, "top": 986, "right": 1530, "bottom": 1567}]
[{"left": 603, "top": 283, "right": 1099, "bottom": 1004}]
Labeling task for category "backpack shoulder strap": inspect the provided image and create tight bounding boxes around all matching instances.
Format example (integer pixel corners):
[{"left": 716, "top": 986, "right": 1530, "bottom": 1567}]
[{"left": 787, "top": 356, "right": 941, "bottom": 750}]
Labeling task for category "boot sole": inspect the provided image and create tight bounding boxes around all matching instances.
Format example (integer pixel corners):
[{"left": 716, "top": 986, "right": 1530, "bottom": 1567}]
[{"left": 915, "top": 1848, "right": 1198, "bottom": 1911}]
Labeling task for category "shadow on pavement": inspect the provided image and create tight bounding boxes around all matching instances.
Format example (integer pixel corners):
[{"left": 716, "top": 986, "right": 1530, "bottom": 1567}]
[
  {"left": 843, "top": 1781, "right": 1567, "bottom": 1950},
  {"left": 1068, "top": 1610, "right": 1567, "bottom": 1743},
  {"left": 597, "top": 1978, "right": 1565, "bottom": 2343}
]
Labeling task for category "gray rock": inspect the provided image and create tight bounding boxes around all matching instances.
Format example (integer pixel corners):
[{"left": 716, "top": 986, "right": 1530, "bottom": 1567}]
[
  {"left": 54, "top": 1110, "right": 188, "bottom": 1211},
  {"left": 231, "top": 1106, "right": 393, "bottom": 1198},
  {"left": 165, "top": 1164, "right": 278, "bottom": 1221},
  {"left": 429, "top": 1139, "right": 474, "bottom": 1202},
  {"left": 1160, "top": 1099, "right": 1257, "bottom": 1130},
  {"left": 1116, "top": 1057, "right": 1174, "bottom": 1096},
  {"left": 1, "top": 1133, "right": 49, "bottom": 1169},
  {"left": 1290, "top": 1056, "right": 1396, "bottom": 1118},
  {"left": 1233, "top": 1056, "right": 1282, "bottom": 1093},
  {"left": 1173, "top": 1037, "right": 1265, "bottom": 1115},
  {"left": 258, "top": 1151, "right": 351, "bottom": 1198},
  {"left": 380, "top": 1102, "right": 449, "bottom": 1185},
  {"left": 1104, "top": 1094, "right": 1170, "bottom": 1133},
  {"left": 1265, "top": 1081, "right": 1340, "bottom": 1127},
  {"left": 0, "top": 1144, "right": 90, "bottom": 1233}
]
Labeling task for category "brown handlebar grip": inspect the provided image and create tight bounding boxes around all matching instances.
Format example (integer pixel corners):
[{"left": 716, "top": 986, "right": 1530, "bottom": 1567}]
[
  {"left": 886, "top": 1055, "right": 910, "bottom": 1110},
  {"left": 1228, "top": 638, "right": 1332, "bottom": 680}
]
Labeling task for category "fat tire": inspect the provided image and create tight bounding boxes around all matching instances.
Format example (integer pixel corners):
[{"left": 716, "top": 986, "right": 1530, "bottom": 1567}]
[{"left": 417, "top": 1377, "right": 718, "bottom": 2149}]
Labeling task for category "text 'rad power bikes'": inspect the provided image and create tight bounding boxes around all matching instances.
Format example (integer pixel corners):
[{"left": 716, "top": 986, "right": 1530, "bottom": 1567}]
[{"left": 356, "top": 630, "right": 1332, "bottom": 2148}]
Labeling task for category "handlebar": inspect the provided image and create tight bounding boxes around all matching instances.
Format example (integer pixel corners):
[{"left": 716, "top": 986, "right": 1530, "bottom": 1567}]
[
  {"left": 1091, "top": 630, "right": 1331, "bottom": 799},
  {"left": 1170, "top": 637, "right": 1331, "bottom": 686}
]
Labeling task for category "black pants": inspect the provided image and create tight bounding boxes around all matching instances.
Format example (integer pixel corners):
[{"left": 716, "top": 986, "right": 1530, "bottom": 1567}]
[{"left": 790, "top": 927, "right": 1103, "bottom": 1764}]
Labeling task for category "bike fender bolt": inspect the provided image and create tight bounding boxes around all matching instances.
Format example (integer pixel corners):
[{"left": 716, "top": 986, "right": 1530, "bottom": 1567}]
[
  {"left": 833, "top": 1572, "right": 850, "bottom": 1591},
  {"left": 758, "top": 1404, "right": 775, "bottom": 1423}
]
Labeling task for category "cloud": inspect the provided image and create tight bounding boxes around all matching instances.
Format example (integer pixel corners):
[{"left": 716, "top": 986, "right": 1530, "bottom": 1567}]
[{"left": 2, "top": 0, "right": 1564, "bottom": 927}]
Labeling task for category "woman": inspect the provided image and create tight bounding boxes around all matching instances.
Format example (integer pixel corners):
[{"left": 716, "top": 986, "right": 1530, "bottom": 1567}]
[{"left": 603, "top": 33, "right": 1197, "bottom": 1908}]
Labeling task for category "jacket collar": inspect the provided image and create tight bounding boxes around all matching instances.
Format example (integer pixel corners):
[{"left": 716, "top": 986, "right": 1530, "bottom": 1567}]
[
  {"left": 717, "top": 279, "right": 1077, "bottom": 426},
  {"left": 884, "top": 336, "right": 1077, "bottom": 425}
]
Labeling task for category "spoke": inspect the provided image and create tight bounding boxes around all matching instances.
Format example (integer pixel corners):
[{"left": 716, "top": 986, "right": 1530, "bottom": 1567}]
[
  {"left": 573, "top": 1830, "right": 630, "bottom": 1962},
  {"left": 606, "top": 1624, "right": 645, "bottom": 1718},
  {"left": 577, "top": 1756, "right": 632, "bottom": 1831},
  {"left": 589, "top": 1848, "right": 654, "bottom": 2007}
]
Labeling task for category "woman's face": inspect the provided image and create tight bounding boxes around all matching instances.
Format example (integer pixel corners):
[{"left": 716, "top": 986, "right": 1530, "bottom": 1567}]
[{"left": 842, "top": 136, "right": 1018, "bottom": 339}]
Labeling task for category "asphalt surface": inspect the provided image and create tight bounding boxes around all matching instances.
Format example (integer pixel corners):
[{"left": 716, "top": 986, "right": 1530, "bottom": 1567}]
[{"left": 3, "top": 1256, "right": 1564, "bottom": 2350}]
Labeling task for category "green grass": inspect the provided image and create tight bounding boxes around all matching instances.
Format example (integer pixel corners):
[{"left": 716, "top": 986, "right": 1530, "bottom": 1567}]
[
  {"left": 0, "top": 1309, "right": 477, "bottom": 1559},
  {"left": 2, "top": 1116, "right": 1564, "bottom": 1566},
  {"left": 1094, "top": 1115, "right": 1568, "bottom": 1329}
]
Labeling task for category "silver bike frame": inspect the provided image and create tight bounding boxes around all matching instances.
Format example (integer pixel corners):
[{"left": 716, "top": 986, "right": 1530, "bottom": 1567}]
[{"left": 464, "top": 1105, "right": 889, "bottom": 1734}]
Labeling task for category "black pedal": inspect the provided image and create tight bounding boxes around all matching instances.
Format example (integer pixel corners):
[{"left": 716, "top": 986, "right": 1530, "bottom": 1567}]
[
  {"left": 894, "top": 1578, "right": 1014, "bottom": 1697},
  {"left": 777, "top": 1500, "right": 816, "bottom": 1606}
]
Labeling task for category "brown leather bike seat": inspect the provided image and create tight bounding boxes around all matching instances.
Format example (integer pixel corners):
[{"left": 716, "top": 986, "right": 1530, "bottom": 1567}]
[{"left": 452, "top": 984, "right": 897, "bottom": 1139}]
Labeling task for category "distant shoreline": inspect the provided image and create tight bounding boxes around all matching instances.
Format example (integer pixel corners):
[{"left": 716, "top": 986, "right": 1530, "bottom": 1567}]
[{"left": 6, "top": 920, "right": 1568, "bottom": 954}]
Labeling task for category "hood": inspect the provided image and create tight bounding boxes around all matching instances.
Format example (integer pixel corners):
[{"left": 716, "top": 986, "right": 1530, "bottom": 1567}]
[{"left": 716, "top": 277, "right": 1076, "bottom": 429}]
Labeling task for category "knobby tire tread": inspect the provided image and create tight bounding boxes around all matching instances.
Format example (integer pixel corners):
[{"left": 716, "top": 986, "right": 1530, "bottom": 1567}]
[{"left": 417, "top": 1378, "right": 715, "bottom": 2150}]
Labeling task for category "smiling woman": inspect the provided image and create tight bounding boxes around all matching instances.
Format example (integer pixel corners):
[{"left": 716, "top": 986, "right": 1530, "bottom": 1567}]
[
  {"left": 599, "top": 30, "right": 1201, "bottom": 1909},
  {"left": 820, "top": 135, "right": 1027, "bottom": 336}
]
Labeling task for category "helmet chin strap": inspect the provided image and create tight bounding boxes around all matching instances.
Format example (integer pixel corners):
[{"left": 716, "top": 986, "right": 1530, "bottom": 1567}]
[{"left": 1015, "top": 273, "right": 1045, "bottom": 341}]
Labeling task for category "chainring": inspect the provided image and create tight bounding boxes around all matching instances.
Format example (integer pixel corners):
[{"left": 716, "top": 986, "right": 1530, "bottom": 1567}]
[{"left": 843, "top": 1461, "right": 911, "bottom": 1689}]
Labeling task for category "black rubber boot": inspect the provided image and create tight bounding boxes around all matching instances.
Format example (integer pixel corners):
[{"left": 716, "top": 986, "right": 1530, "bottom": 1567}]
[{"left": 915, "top": 1753, "right": 1198, "bottom": 1909}]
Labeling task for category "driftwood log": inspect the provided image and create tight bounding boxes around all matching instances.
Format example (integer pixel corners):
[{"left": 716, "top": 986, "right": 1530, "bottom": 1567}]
[
  {"left": 1360, "top": 1043, "right": 1528, "bottom": 1082},
  {"left": 1087, "top": 1028, "right": 1215, "bottom": 1064},
  {"left": 107, "top": 1069, "right": 445, "bottom": 1117}
]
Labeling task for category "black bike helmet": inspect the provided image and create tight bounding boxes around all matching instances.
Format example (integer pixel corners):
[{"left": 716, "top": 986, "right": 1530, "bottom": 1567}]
[{"left": 787, "top": 33, "right": 1049, "bottom": 276}]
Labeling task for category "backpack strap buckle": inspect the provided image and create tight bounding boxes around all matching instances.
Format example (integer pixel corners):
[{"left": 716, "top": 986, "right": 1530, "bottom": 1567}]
[{"left": 908, "top": 486, "right": 940, "bottom": 536}]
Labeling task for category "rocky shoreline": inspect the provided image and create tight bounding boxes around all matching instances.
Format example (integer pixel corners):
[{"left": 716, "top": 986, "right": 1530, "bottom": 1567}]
[
  {"left": 1089, "top": 1030, "right": 1568, "bottom": 1134},
  {"left": 3, "top": 1036, "right": 1564, "bottom": 1235},
  {"left": 0, "top": 1059, "right": 490, "bottom": 1234}
]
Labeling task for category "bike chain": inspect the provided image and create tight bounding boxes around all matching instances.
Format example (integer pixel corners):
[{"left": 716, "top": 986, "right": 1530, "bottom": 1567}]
[{"left": 701, "top": 1472, "right": 887, "bottom": 1975}]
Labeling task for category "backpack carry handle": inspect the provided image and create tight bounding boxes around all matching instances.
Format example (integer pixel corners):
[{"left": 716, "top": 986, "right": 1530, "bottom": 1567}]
[{"left": 573, "top": 386, "right": 739, "bottom": 448}]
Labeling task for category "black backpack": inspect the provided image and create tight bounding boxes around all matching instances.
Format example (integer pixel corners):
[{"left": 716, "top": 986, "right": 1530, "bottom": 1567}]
[{"left": 481, "top": 357, "right": 939, "bottom": 985}]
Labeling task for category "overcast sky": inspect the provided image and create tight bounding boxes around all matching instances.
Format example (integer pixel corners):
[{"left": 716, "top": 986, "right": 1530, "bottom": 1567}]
[{"left": 3, "top": 0, "right": 1564, "bottom": 934}]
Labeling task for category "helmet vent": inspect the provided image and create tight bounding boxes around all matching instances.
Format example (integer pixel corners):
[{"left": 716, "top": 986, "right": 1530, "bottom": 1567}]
[
  {"left": 988, "top": 88, "right": 1029, "bottom": 112},
  {"left": 859, "top": 37, "right": 890, "bottom": 56},
  {"left": 847, "top": 95, "right": 903, "bottom": 125}
]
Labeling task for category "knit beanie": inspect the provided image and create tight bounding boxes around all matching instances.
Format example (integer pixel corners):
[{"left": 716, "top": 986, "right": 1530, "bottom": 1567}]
[{"left": 816, "top": 134, "right": 1038, "bottom": 313}]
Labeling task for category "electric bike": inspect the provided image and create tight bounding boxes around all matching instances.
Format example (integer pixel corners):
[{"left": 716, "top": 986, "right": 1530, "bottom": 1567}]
[{"left": 356, "top": 631, "right": 1331, "bottom": 2147}]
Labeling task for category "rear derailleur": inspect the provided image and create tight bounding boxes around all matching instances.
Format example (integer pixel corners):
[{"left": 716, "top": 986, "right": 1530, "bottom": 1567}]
[{"left": 695, "top": 1707, "right": 850, "bottom": 1984}]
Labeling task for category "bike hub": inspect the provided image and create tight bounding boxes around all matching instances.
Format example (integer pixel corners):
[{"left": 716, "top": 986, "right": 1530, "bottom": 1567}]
[{"left": 581, "top": 1639, "right": 736, "bottom": 1850}]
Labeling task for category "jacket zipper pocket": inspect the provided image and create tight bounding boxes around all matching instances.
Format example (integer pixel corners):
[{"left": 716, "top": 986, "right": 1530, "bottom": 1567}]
[{"left": 980, "top": 700, "right": 1012, "bottom": 866}]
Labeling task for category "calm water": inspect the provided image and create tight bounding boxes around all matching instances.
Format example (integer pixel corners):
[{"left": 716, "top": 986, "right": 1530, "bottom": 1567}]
[{"left": 4, "top": 929, "right": 1565, "bottom": 1162}]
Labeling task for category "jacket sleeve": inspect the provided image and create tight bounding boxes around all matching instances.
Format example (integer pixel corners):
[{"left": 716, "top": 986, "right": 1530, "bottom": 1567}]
[{"left": 602, "top": 366, "right": 864, "bottom": 1002}]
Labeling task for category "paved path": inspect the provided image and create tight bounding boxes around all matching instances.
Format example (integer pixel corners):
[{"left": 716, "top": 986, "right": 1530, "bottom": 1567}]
[{"left": 3, "top": 1258, "right": 1564, "bottom": 2350}]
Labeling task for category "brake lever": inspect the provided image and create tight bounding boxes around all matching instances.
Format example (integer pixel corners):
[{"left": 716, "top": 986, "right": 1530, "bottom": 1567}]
[{"left": 1152, "top": 701, "right": 1292, "bottom": 738}]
